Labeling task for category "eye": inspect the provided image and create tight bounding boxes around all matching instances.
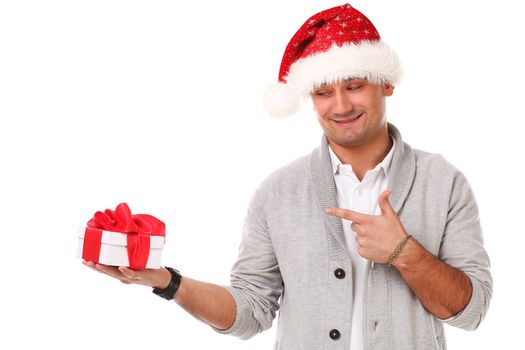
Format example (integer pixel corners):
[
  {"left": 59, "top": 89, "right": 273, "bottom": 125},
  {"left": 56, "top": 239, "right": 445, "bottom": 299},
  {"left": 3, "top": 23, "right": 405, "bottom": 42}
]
[
  {"left": 313, "top": 89, "right": 332, "bottom": 97},
  {"left": 346, "top": 84, "right": 362, "bottom": 91}
]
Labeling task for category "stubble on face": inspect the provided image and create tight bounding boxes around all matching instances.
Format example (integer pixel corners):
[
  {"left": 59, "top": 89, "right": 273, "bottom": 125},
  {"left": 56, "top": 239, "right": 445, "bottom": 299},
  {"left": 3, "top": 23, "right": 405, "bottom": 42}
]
[{"left": 313, "top": 81, "right": 390, "bottom": 150}]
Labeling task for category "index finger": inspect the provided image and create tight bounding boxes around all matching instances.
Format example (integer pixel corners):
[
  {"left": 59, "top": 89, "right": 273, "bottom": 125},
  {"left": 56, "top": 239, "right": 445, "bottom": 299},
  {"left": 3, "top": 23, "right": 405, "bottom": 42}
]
[{"left": 325, "top": 207, "right": 370, "bottom": 223}]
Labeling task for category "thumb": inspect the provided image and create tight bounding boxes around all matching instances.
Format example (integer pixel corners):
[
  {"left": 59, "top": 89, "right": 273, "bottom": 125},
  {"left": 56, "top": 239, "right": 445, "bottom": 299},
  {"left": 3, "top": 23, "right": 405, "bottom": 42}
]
[{"left": 378, "top": 190, "right": 394, "bottom": 216}]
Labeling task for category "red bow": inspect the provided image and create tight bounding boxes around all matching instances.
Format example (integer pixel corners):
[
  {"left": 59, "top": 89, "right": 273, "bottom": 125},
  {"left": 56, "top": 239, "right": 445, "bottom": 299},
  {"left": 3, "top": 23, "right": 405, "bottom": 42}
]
[{"left": 85, "top": 203, "right": 165, "bottom": 269}]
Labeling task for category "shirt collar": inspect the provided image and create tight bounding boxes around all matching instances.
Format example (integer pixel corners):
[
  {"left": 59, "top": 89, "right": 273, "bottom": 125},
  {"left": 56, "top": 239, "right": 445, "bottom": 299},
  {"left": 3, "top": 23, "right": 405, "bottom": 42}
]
[{"left": 328, "top": 135, "right": 396, "bottom": 176}]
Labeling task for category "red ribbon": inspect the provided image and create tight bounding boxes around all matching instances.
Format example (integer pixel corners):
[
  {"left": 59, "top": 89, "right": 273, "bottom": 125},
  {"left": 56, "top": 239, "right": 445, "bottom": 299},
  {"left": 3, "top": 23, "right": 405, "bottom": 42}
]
[{"left": 82, "top": 203, "right": 165, "bottom": 269}]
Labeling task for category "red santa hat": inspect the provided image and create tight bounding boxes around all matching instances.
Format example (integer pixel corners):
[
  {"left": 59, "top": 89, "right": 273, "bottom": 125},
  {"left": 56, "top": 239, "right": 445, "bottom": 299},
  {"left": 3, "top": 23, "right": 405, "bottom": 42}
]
[{"left": 263, "top": 3, "right": 402, "bottom": 117}]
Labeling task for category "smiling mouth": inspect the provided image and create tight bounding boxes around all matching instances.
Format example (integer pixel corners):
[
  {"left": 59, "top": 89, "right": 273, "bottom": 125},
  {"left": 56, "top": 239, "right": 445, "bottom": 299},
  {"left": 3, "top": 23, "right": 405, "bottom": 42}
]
[{"left": 332, "top": 113, "right": 363, "bottom": 126}]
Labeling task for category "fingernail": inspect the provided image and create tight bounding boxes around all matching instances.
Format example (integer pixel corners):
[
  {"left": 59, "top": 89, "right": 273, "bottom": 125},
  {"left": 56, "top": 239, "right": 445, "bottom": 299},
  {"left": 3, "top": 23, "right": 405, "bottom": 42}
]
[{"left": 325, "top": 208, "right": 331, "bottom": 214}]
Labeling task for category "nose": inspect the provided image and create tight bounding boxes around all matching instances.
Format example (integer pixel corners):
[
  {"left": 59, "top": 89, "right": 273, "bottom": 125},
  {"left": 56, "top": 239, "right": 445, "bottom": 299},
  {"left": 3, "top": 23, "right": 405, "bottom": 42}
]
[{"left": 333, "top": 89, "right": 354, "bottom": 115}]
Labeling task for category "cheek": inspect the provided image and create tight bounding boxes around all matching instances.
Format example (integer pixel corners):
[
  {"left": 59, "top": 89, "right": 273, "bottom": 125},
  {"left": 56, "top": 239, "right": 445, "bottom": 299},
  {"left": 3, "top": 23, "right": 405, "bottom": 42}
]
[
  {"left": 353, "top": 95, "right": 381, "bottom": 115},
  {"left": 369, "top": 96, "right": 386, "bottom": 117},
  {"left": 311, "top": 98, "right": 331, "bottom": 117},
  {"left": 350, "top": 94, "right": 371, "bottom": 109}
]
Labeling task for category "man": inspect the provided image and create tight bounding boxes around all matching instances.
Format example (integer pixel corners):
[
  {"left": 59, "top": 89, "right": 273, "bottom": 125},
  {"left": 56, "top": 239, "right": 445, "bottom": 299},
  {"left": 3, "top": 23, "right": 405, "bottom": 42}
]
[{"left": 84, "top": 4, "right": 492, "bottom": 349}]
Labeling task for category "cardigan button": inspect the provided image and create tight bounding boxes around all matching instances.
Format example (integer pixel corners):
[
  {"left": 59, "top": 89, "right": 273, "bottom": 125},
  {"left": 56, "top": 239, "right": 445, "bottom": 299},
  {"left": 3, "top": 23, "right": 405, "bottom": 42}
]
[
  {"left": 329, "top": 329, "right": 341, "bottom": 340},
  {"left": 334, "top": 268, "right": 346, "bottom": 279}
]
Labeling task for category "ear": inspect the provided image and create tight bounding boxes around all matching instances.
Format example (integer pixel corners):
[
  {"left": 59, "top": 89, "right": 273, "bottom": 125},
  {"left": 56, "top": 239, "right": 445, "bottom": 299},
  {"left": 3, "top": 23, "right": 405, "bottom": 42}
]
[{"left": 384, "top": 83, "right": 395, "bottom": 97}]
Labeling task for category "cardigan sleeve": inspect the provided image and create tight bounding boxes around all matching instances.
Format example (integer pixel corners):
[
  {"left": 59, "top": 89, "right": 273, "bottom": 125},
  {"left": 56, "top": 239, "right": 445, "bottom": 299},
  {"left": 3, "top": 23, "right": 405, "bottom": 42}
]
[
  {"left": 213, "top": 183, "right": 283, "bottom": 340},
  {"left": 438, "top": 171, "right": 493, "bottom": 330}
]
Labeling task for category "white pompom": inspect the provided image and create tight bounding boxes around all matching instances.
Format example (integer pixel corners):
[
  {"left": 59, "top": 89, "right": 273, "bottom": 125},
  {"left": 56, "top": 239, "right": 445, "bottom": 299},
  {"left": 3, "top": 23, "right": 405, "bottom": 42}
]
[{"left": 261, "top": 83, "right": 301, "bottom": 118}]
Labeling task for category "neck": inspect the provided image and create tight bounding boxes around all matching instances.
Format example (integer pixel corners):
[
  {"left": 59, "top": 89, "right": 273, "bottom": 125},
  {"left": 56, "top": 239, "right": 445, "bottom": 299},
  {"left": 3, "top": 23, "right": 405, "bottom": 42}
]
[{"left": 329, "top": 127, "right": 392, "bottom": 181}]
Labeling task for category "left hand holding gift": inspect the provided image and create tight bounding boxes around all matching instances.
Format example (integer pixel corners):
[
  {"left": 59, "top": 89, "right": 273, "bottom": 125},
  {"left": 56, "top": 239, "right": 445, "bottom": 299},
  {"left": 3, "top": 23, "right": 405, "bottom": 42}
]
[
  {"left": 83, "top": 260, "right": 171, "bottom": 288},
  {"left": 325, "top": 190, "right": 409, "bottom": 264}
]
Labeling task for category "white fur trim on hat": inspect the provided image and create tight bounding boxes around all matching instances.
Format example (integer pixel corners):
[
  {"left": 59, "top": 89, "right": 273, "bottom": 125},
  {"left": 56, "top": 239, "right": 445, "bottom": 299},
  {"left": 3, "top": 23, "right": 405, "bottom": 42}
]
[
  {"left": 262, "top": 82, "right": 302, "bottom": 118},
  {"left": 286, "top": 40, "right": 402, "bottom": 96}
]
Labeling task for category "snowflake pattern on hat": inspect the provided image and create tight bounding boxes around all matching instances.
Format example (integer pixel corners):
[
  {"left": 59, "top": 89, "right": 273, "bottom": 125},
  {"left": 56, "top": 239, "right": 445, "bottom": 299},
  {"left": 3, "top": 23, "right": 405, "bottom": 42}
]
[{"left": 279, "top": 4, "right": 380, "bottom": 83}]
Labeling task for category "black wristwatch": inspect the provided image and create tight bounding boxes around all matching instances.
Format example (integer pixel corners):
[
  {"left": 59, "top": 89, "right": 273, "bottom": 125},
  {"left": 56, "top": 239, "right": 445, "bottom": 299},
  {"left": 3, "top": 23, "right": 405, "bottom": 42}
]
[{"left": 152, "top": 266, "right": 182, "bottom": 300}]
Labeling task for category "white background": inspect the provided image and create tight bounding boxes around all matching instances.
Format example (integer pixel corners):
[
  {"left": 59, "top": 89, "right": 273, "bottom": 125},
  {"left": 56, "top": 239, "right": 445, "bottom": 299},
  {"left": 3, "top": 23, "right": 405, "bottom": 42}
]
[{"left": 1, "top": 0, "right": 523, "bottom": 348}]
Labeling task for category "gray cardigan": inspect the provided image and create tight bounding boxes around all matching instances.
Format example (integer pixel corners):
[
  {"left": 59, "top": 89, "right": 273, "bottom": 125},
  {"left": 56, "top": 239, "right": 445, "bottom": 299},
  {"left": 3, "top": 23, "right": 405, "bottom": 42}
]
[{"left": 216, "top": 123, "right": 492, "bottom": 349}]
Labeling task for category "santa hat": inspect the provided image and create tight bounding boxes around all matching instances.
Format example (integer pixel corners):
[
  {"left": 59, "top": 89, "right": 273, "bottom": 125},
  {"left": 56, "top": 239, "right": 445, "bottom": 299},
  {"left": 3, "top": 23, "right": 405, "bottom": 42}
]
[{"left": 263, "top": 3, "right": 402, "bottom": 117}]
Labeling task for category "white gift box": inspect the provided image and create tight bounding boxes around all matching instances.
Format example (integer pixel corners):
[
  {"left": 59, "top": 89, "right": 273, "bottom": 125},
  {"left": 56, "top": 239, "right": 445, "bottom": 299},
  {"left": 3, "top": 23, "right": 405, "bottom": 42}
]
[{"left": 77, "top": 227, "right": 165, "bottom": 269}]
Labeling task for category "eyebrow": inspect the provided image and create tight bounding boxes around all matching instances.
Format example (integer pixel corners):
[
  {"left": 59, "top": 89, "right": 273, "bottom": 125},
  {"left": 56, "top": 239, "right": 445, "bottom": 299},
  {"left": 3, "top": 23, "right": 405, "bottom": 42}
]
[{"left": 317, "top": 77, "right": 367, "bottom": 87}]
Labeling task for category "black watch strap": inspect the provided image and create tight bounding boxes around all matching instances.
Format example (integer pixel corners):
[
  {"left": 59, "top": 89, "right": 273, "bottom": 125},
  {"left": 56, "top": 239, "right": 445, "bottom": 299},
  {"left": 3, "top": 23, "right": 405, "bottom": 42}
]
[{"left": 152, "top": 267, "right": 182, "bottom": 300}]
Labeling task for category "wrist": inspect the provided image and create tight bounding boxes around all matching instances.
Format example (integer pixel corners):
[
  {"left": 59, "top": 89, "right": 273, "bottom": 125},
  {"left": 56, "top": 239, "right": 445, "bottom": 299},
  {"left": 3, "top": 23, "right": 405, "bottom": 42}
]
[
  {"left": 152, "top": 267, "right": 182, "bottom": 300},
  {"left": 153, "top": 267, "right": 172, "bottom": 289},
  {"left": 391, "top": 238, "right": 424, "bottom": 271},
  {"left": 173, "top": 276, "right": 188, "bottom": 303},
  {"left": 387, "top": 234, "right": 411, "bottom": 266}
]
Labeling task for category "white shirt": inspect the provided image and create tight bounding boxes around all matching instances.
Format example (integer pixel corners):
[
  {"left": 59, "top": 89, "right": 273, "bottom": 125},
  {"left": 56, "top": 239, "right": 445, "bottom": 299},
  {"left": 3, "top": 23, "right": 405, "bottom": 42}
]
[{"left": 328, "top": 136, "right": 395, "bottom": 350}]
